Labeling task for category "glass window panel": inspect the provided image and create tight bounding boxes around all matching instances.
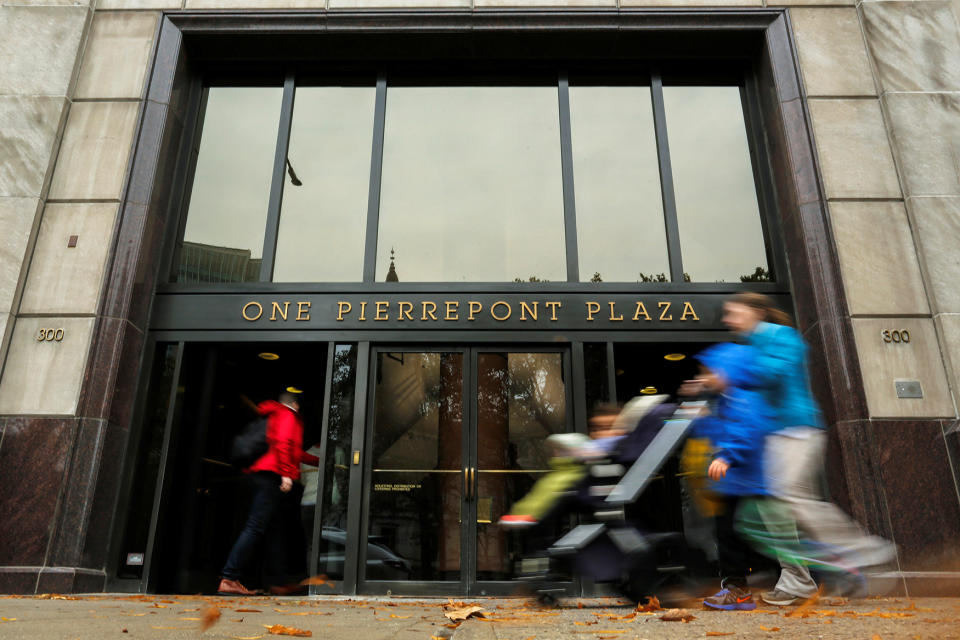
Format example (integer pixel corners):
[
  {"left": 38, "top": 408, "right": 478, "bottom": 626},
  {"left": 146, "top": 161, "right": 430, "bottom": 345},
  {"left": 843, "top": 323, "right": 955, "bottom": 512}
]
[
  {"left": 367, "top": 352, "right": 464, "bottom": 581},
  {"left": 376, "top": 86, "right": 566, "bottom": 283},
  {"left": 662, "top": 86, "right": 769, "bottom": 283},
  {"left": 476, "top": 352, "right": 572, "bottom": 581},
  {"left": 177, "top": 87, "right": 282, "bottom": 283},
  {"left": 310, "top": 344, "right": 358, "bottom": 590},
  {"left": 273, "top": 86, "right": 376, "bottom": 282},
  {"left": 569, "top": 86, "right": 669, "bottom": 283}
]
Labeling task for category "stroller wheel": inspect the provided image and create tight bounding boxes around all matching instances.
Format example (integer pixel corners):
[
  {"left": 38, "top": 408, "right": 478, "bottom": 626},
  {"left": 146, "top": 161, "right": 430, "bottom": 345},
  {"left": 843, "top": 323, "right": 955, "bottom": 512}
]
[{"left": 536, "top": 592, "right": 559, "bottom": 608}]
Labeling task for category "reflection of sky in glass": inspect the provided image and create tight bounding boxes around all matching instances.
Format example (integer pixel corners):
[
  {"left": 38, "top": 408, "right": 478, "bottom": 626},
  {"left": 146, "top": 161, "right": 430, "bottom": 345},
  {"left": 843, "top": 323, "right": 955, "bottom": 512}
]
[
  {"left": 569, "top": 86, "right": 668, "bottom": 282},
  {"left": 663, "top": 86, "right": 768, "bottom": 282},
  {"left": 376, "top": 87, "right": 566, "bottom": 282},
  {"left": 274, "top": 87, "right": 375, "bottom": 282},
  {"left": 182, "top": 87, "right": 282, "bottom": 260}
]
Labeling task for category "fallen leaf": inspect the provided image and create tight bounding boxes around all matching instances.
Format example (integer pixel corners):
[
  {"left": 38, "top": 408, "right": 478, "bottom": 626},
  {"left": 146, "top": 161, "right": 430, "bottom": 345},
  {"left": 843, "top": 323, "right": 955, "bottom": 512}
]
[
  {"left": 264, "top": 624, "right": 312, "bottom": 637},
  {"left": 785, "top": 586, "right": 823, "bottom": 618},
  {"left": 706, "top": 633, "right": 734, "bottom": 637},
  {"left": 231, "top": 636, "right": 264, "bottom": 640},
  {"left": 759, "top": 626, "right": 781, "bottom": 631},
  {"left": 636, "top": 596, "right": 661, "bottom": 612},
  {"left": 299, "top": 575, "right": 335, "bottom": 588},
  {"left": 872, "top": 636, "right": 882, "bottom": 640},
  {"left": 659, "top": 608, "right": 696, "bottom": 623},
  {"left": 388, "top": 614, "right": 411, "bottom": 619},
  {"left": 0, "top": 618, "right": 17, "bottom": 622},
  {"left": 444, "top": 605, "right": 485, "bottom": 622},
  {"left": 235, "top": 609, "right": 262, "bottom": 613},
  {"left": 201, "top": 604, "right": 222, "bottom": 631}
]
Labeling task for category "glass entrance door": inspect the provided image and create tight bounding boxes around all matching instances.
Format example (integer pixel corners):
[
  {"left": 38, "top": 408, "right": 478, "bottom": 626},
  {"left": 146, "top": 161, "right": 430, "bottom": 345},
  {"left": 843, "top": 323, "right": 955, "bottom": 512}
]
[{"left": 362, "top": 348, "right": 574, "bottom": 595}]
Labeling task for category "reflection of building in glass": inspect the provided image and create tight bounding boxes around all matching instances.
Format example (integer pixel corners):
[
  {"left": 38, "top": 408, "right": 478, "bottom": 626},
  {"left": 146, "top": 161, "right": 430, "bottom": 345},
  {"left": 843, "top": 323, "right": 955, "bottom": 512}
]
[{"left": 177, "top": 241, "right": 262, "bottom": 283}]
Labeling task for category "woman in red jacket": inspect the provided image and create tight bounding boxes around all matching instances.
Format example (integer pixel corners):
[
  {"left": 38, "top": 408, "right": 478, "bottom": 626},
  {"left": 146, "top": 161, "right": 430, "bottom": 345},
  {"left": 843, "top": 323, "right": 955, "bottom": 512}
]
[{"left": 219, "top": 391, "right": 319, "bottom": 596}]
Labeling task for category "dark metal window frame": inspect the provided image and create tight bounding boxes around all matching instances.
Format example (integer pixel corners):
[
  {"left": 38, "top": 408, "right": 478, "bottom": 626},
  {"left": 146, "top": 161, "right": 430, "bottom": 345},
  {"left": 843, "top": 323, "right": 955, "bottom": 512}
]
[{"left": 164, "top": 28, "right": 788, "bottom": 291}]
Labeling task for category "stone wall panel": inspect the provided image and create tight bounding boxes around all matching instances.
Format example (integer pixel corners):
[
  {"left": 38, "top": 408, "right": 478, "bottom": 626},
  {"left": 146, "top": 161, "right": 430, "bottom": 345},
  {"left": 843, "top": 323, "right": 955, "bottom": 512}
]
[
  {"left": 0, "top": 316, "right": 95, "bottom": 415},
  {"left": 911, "top": 197, "right": 960, "bottom": 314},
  {"left": 789, "top": 8, "right": 876, "bottom": 97},
  {"left": 0, "top": 5, "right": 87, "bottom": 97},
  {"left": 0, "top": 197, "right": 39, "bottom": 313},
  {"left": 861, "top": 0, "right": 960, "bottom": 93},
  {"left": 47, "top": 101, "right": 139, "bottom": 200},
  {"left": 0, "top": 97, "right": 68, "bottom": 198},
  {"left": 19, "top": 203, "right": 118, "bottom": 315},
  {"left": 75, "top": 11, "right": 160, "bottom": 101},
  {"left": 808, "top": 99, "right": 901, "bottom": 199},
  {"left": 829, "top": 201, "right": 928, "bottom": 316},
  {"left": 851, "top": 318, "right": 955, "bottom": 418},
  {"left": 883, "top": 92, "right": 960, "bottom": 198}
]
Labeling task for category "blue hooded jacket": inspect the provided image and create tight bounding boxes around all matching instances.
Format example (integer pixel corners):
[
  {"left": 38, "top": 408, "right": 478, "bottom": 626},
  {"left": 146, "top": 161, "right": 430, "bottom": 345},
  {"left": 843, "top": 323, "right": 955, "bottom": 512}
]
[
  {"left": 692, "top": 342, "right": 777, "bottom": 496},
  {"left": 723, "top": 321, "right": 824, "bottom": 430}
]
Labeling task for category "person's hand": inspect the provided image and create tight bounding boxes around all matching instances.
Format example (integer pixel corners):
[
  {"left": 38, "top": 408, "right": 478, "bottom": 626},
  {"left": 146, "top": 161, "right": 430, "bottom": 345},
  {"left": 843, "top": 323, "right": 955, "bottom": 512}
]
[
  {"left": 708, "top": 458, "right": 730, "bottom": 480},
  {"left": 699, "top": 371, "right": 727, "bottom": 393},
  {"left": 280, "top": 476, "right": 293, "bottom": 493},
  {"left": 678, "top": 379, "right": 704, "bottom": 397}
]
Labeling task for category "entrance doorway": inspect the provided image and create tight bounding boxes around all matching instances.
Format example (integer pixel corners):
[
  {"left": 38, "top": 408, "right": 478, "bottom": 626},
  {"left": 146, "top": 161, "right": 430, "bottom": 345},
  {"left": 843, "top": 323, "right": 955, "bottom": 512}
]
[
  {"left": 361, "top": 348, "right": 575, "bottom": 595},
  {"left": 118, "top": 341, "right": 328, "bottom": 594}
]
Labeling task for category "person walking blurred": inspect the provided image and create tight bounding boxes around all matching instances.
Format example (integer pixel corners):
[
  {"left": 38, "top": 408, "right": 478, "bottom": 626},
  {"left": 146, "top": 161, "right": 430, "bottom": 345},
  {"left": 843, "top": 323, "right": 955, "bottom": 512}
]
[
  {"left": 719, "top": 293, "right": 895, "bottom": 606},
  {"left": 219, "top": 390, "right": 319, "bottom": 596}
]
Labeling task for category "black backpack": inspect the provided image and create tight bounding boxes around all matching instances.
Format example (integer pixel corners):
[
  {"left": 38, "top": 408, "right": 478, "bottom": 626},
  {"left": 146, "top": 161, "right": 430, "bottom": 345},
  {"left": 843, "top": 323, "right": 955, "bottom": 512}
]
[{"left": 230, "top": 417, "right": 268, "bottom": 469}]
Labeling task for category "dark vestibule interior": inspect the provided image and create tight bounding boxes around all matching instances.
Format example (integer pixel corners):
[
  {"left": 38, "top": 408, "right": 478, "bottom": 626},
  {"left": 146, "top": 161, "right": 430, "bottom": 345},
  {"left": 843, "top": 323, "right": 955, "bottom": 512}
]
[{"left": 119, "top": 338, "right": 777, "bottom": 594}]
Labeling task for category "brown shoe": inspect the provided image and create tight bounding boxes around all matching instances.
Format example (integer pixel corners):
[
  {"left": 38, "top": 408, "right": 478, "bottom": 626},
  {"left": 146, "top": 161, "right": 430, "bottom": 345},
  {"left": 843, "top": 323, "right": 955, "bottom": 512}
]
[
  {"left": 218, "top": 578, "right": 257, "bottom": 596},
  {"left": 268, "top": 583, "right": 307, "bottom": 596}
]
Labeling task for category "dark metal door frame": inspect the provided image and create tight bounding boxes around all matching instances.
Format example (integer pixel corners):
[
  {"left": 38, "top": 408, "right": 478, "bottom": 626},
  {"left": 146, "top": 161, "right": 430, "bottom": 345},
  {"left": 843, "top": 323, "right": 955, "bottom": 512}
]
[{"left": 357, "top": 344, "right": 574, "bottom": 597}]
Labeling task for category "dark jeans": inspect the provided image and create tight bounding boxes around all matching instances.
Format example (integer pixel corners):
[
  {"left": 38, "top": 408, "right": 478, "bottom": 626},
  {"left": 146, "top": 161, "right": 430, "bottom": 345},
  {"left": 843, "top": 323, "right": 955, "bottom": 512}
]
[
  {"left": 715, "top": 495, "right": 758, "bottom": 590},
  {"left": 222, "top": 471, "right": 306, "bottom": 586}
]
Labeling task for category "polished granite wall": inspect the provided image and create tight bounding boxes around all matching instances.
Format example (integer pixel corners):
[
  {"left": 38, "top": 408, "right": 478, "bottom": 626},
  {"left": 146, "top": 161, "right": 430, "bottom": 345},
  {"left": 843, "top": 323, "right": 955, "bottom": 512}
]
[{"left": 0, "top": 0, "right": 958, "bottom": 595}]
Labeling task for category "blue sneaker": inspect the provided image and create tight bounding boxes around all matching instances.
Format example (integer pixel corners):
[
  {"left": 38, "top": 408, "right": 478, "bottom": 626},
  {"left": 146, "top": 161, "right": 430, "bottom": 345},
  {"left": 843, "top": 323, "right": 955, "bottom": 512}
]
[{"left": 703, "top": 582, "right": 757, "bottom": 610}]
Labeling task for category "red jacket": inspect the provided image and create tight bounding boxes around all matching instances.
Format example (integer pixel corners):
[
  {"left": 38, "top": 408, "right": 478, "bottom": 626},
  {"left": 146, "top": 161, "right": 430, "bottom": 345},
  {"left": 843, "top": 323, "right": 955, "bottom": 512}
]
[{"left": 247, "top": 400, "right": 319, "bottom": 480}]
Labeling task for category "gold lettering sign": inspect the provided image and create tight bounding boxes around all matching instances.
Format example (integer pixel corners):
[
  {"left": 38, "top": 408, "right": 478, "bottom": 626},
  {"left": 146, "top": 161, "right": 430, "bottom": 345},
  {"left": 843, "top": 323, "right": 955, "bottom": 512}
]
[{"left": 245, "top": 299, "right": 701, "bottom": 325}]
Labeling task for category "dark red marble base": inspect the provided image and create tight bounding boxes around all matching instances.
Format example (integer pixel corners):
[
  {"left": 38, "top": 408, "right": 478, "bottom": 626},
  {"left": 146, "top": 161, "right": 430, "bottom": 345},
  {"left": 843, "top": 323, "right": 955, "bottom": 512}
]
[
  {"left": 0, "top": 568, "right": 39, "bottom": 594},
  {"left": 36, "top": 568, "right": 105, "bottom": 594},
  {"left": 872, "top": 420, "right": 960, "bottom": 573},
  {"left": 0, "top": 418, "right": 79, "bottom": 566}
]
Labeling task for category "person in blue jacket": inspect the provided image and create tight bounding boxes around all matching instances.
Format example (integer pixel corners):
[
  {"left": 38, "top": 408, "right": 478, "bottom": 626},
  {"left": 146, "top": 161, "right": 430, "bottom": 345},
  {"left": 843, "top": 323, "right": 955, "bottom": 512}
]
[
  {"left": 718, "top": 293, "right": 895, "bottom": 606},
  {"left": 684, "top": 341, "right": 777, "bottom": 610}
]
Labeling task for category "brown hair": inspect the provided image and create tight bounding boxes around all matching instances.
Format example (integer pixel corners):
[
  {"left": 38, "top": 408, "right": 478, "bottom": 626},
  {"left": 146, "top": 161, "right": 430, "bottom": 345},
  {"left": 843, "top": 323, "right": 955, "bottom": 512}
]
[{"left": 727, "top": 292, "right": 794, "bottom": 327}]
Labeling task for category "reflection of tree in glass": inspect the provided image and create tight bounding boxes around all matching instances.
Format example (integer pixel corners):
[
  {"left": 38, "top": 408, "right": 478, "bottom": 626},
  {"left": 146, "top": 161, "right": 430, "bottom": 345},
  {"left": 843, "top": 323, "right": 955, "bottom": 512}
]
[
  {"left": 637, "top": 272, "right": 692, "bottom": 282},
  {"left": 512, "top": 276, "right": 550, "bottom": 283},
  {"left": 320, "top": 344, "right": 357, "bottom": 529},
  {"left": 739, "top": 266, "right": 772, "bottom": 282},
  {"left": 590, "top": 272, "right": 603, "bottom": 283}
]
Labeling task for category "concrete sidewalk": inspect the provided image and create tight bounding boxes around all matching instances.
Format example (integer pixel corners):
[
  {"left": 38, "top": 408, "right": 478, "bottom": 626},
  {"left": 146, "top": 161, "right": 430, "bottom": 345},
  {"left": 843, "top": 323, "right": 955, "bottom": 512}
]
[{"left": 0, "top": 594, "right": 958, "bottom": 640}]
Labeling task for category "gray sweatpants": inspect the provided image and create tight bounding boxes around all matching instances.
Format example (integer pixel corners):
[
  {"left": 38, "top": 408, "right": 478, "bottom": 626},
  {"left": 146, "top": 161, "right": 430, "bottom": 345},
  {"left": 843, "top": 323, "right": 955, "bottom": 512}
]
[{"left": 764, "top": 428, "right": 895, "bottom": 597}]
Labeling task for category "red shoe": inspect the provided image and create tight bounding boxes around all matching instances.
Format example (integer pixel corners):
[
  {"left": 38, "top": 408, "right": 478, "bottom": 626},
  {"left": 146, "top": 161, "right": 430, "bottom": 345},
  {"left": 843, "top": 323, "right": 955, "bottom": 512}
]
[
  {"left": 218, "top": 578, "right": 257, "bottom": 596},
  {"left": 498, "top": 514, "right": 538, "bottom": 529}
]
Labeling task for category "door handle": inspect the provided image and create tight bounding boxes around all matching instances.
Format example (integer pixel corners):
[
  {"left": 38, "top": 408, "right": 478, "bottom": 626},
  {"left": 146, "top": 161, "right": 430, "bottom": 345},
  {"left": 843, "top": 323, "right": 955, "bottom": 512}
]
[{"left": 470, "top": 467, "right": 476, "bottom": 500}]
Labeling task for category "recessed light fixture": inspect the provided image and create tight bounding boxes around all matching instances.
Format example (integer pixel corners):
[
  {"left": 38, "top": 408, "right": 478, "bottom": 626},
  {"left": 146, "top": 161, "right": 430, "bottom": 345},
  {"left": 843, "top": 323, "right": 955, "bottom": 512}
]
[
  {"left": 664, "top": 353, "right": 686, "bottom": 361},
  {"left": 615, "top": 369, "right": 625, "bottom": 376},
  {"left": 258, "top": 352, "right": 279, "bottom": 361},
  {"left": 286, "top": 386, "right": 303, "bottom": 394},
  {"left": 640, "top": 386, "right": 658, "bottom": 395}
]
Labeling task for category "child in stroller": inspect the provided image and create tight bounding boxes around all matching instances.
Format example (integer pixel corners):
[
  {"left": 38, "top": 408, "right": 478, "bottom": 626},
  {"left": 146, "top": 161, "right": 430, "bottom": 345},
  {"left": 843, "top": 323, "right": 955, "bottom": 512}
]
[{"left": 500, "top": 396, "right": 707, "bottom": 605}]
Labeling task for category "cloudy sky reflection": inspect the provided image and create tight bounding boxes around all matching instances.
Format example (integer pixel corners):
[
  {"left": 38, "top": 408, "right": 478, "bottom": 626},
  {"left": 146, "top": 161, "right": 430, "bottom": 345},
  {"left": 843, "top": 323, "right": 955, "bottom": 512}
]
[{"left": 181, "top": 82, "right": 769, "bottom": 284}]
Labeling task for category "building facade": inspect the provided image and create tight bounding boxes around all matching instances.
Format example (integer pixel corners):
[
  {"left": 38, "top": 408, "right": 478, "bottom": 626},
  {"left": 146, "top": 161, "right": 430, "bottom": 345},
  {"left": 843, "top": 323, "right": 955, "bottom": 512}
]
[{"left": 0, "top": 0, "right": 958, "bottom": 596}]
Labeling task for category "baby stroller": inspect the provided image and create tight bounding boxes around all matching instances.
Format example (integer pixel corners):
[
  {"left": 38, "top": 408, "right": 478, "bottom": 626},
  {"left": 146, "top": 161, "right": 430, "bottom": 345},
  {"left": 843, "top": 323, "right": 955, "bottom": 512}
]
[{"left": 511, "top": 399, "right": 708, "bottom": 606}]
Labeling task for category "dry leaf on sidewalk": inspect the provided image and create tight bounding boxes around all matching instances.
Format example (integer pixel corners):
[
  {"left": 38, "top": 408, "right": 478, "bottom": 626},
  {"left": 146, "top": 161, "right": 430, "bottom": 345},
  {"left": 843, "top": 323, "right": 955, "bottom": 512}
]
[
  {"left": 706, "top": 632, "right": 734, "bottom": 637},
  {"left": 636, "top": 596, "right": 661, "bottom": 612},
  {"left": 444, "top": 605, "right": 485, "bottom": 622},
  {"left": 300, "top": 575, "right": 336, "bottom": 588},
  {"left": 264, "top": 623, "right": 312, "bottom": 637},
  {"left": 201, "top": 604, "right": 222, "bottom": 631},
  {"left": 658, "top": 609, "right": 696, "bottom": 622}
]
